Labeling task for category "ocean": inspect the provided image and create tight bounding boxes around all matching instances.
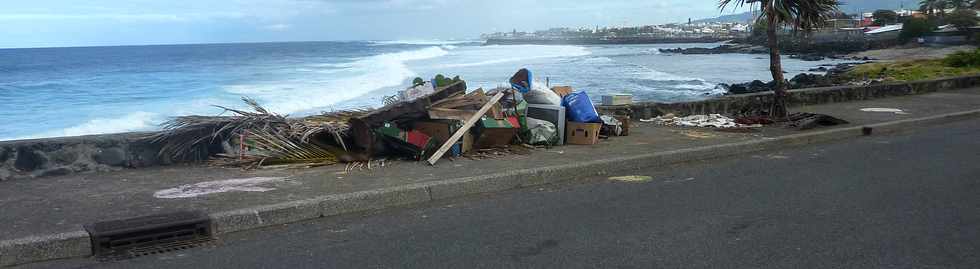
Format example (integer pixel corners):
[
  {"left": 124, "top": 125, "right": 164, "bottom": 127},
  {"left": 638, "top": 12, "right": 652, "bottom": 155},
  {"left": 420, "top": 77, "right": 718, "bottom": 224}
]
[{"left": 0, "top": 41, "right": 849, "bottom": 141}]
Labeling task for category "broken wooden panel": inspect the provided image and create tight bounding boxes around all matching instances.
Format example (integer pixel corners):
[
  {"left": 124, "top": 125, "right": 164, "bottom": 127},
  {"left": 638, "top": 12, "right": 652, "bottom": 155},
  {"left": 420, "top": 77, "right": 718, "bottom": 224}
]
[{"left": 349, "top": 81, "right": 466, "bottom": 152}]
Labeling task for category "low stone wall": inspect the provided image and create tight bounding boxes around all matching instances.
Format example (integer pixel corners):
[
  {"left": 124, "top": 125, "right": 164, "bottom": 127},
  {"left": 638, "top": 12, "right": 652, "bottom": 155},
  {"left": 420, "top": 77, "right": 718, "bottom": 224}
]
[
  {"left": 598, "top": 75, "right": 980, "bottom": 119},
  {"left": 0, "top": 133, "right": 169, "bottom": 181},
  {"left": 3, "top": 75, "right": 979, "bottom": 181}
]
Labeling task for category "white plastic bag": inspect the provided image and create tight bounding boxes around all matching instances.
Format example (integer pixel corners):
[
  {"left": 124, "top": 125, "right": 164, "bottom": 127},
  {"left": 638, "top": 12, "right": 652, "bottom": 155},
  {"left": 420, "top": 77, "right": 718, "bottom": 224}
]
[
  {"left": 526, "top": 117, "right": 559, "bottom": 145},
  {"left": 522, "top": 82, "right": 561, "bottom": 105}
]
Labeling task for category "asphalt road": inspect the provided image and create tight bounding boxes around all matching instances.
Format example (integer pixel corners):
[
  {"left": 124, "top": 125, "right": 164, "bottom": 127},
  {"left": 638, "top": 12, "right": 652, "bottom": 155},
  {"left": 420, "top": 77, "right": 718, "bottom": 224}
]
[{"left": 35, "top": 119, "right": 980, "bottom": 269}]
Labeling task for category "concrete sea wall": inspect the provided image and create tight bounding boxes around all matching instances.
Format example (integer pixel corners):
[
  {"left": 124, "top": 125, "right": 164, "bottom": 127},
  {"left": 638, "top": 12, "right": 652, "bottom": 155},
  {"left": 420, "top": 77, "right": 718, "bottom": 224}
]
[
  {"left": 3, "top": 75, "right": 980, "bottom": 181},
  {"left": 0, "top": 133, "right": 169, "bottom": 181},
  {"left": 598, "top": 75, "right": 980, "bottom": 119}
]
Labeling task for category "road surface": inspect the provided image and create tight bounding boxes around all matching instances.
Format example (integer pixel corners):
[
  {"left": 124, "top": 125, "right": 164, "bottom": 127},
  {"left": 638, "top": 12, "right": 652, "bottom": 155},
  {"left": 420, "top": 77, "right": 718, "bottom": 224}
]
[{"left": 34, "top": 119, "right": 980, "bottom": 269}]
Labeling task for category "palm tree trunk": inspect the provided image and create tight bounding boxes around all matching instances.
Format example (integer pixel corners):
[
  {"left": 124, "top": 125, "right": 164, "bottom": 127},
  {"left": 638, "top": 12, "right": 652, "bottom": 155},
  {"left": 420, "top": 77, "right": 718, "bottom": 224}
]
[{"left": 767, "top": 17, "right": 788, "bottom": 119}]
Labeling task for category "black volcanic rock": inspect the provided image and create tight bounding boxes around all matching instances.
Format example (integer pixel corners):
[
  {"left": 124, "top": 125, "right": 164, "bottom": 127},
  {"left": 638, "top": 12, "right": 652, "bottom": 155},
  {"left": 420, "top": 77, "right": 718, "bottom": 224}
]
[{"left": 659, "top": 44, "right": 765, "bottom": 55}]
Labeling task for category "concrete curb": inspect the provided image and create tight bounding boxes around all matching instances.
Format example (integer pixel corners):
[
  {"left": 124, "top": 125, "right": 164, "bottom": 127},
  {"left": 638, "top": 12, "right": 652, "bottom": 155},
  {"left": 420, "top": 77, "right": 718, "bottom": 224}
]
[{"left": 3, "top": 108, "right": 979, "bottom": 267}]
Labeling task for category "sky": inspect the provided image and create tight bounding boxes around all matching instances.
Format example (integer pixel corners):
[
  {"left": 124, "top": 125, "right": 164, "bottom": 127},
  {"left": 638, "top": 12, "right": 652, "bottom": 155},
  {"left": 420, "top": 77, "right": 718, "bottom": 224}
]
[{"left": 0, "top": 0, "right": 894, "bottom": 49}]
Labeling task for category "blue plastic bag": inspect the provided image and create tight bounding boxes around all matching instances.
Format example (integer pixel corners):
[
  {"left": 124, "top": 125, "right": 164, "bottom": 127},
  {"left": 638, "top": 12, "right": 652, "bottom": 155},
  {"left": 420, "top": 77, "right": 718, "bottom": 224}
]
[{"left": 562, "top": 91, "right": 600, "bottom": 123}]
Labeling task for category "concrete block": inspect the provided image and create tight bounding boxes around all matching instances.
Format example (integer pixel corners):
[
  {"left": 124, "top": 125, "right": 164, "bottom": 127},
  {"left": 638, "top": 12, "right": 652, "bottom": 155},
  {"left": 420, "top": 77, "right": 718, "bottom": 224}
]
[{"left": 0, "top": 231, "right": 91, "bottom": 267}]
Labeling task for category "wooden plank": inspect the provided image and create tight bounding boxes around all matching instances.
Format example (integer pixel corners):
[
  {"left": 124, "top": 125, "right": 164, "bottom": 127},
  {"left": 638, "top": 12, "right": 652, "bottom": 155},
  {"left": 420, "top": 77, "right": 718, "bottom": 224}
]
[
  {"left": 427, "top": 92, "right": 505, "bottom": 165},
  {"left": 349, "top": 81, "right": 466, "bottom": 151},
  {"left": 428, "top": 107, "right": 476, "bottom": 121},
  {"left": 355, "top": 81, "right": 466, "bottom": 128}
]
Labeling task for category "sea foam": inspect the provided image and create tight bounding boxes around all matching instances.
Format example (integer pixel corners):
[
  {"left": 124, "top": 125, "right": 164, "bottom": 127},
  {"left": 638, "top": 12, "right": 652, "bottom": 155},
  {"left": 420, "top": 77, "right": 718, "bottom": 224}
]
[
  {"left": 437, "top": 45, "right": 591, "bottom": 68},
  {"left": 225, "top": 46, "right": 450, "bottom": 114}
]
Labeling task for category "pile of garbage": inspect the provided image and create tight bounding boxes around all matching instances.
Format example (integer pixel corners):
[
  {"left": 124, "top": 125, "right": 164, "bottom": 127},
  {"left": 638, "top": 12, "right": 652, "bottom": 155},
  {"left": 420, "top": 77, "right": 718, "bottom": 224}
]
[
  {"left": 149, "top": 69, "right": 630, "bottom": 169},
  {"left": 641, "top": 114, "right": 745, "bottom": 128},
  {"left": 640, "top": 112, "right": 848, "bottom": 131}
]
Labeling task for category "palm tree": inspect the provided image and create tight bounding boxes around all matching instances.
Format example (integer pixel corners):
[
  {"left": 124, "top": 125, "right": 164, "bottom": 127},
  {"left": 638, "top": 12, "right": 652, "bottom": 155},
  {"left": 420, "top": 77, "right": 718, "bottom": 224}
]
[
  {"left": 920, "top": 0, "right": 949, "bottom": 18},
  {"left": 920, "top": 0, "right": 934, "bottom": 15},
  {"left": 949, "top": 0, "right": 971, "bottom": 9},
  {"left": 719, "top": 0, "right": 841, "bottom": 119}
]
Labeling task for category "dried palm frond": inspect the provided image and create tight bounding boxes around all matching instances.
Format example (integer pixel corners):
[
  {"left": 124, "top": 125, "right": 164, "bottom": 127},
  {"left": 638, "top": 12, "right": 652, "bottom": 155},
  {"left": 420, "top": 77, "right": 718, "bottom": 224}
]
[
  {"left": 149, "top": 97, "right": 289, "bottom": 161},
  {"left": 244, "top": 128, "right": 338, "bottom": 166},
  {"left": 289, "top": 109, "right": 371, "bottom": 151}
]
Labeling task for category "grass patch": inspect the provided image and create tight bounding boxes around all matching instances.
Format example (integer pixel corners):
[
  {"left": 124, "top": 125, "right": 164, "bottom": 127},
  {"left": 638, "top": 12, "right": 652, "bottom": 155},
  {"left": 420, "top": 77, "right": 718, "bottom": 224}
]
[{"left": 845, "top": 60, "right": 980, "bottom": 82}]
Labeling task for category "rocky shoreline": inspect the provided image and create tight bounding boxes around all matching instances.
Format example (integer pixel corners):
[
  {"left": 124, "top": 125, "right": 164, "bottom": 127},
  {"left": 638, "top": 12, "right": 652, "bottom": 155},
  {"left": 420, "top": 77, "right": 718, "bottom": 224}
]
[
  {"left": 717, "top": 62, "right": 871, "bottom": 95},
  {"left": 657, "top": 42, "right": 882, "bottom": 95},
  {"left": 659, "top": 44, "right": 873, "bottom": 62}
]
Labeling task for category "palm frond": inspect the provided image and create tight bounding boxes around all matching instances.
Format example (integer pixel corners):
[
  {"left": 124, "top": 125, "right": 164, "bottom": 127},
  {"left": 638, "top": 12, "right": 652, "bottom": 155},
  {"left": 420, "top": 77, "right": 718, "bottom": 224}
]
[
  {"left": 148, "top": 97, "right": 289, "bottom": 161},
  {"left": 148, "top": 97, "right": 365, "bottom": 166},
  {"left": 719, "top": 0, "right": 840, "bottom": 31},
  {"left": 289, "top": 109, "right": 372, "bottom": 151},
  {"left": 244, "top": 129, "right": 338, "bottom": 166}
]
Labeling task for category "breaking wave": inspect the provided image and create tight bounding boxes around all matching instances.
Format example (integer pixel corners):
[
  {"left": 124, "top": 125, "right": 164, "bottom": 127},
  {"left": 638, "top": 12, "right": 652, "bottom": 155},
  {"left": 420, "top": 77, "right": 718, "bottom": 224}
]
[
  {"left": 370, "top": 40, "right": 477, "bottom": 46},
  {"left": 438, "top": 45, "right": 591, "bottom": 68},
  {"left": 224, "top": 46, "right": 450, "bottom": 114}
]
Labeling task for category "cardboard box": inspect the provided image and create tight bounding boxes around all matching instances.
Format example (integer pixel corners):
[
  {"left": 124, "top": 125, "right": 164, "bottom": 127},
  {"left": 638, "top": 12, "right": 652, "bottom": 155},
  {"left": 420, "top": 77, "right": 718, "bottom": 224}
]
[
  {"left": 602, "top": 94, "right": 633, "bottom": 106},
  {"left": 551, "top": 86, "right": 574, "bottom": 97},
  {"left": 477, "top": 116, "right": 520, "bottom": 148},
  {"left": 565, "top": 121, "right": 601, "bottom": 145},
  {"left": 526, "top": 104, "right": 566, "bottom": 145},
  {"left": 413, "top": 120, "right": 455, "bottom": 142},
  {"left": 413, "top": 120, "right": 473, "bottom": 155}
]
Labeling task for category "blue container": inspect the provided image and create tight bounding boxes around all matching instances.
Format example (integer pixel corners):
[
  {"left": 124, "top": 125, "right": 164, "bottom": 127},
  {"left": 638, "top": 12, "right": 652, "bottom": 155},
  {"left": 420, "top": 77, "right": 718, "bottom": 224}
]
[{"left": 561, "top": 91, "right": 600, "bottom": 123}]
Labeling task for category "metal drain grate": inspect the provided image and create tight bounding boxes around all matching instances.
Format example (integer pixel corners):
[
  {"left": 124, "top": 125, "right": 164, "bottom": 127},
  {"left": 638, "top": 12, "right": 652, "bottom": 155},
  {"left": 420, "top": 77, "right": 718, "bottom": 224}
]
[
  {"left": 100, "top": 237, "right": 214, "bottom": 261},
  {"left": 85, "top": 211, "right": 212, "bottom": 260}
]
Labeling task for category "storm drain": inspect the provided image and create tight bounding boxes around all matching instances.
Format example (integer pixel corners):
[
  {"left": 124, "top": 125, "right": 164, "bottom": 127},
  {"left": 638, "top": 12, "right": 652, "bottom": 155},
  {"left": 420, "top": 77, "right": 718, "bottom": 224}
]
[{"left": 84, "top": 211, "right": 213, "bottom": 261}]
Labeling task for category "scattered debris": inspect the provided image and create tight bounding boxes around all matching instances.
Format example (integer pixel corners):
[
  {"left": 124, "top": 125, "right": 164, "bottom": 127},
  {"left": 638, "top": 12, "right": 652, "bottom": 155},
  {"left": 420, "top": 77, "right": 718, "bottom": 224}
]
[
  {"left": 860, "top": 108, "right": 909, "bottom": 114},
  {"left": 427, "top": 92, "right": 505, "bottom": 165},
  {"left": 786, "top": 112, "right": 849, "bottom": 130},
  {"left": 525, "top": 117, "right": 560, "bottom": 146},
  {"left": 463, "top": 146, "right": 532, "bottom": 159},
  {"left": 608, "top": 175, "right": 653, "bottom": 182},
  {"left": 681, "top": 130, "right": 718, "bottom": 139},
  {"left": 734, "top": 115, "right": 775, "bottom": 125},
  {"left": 152, "top": 97, "right": 358, "bottom": 168},
  {"left": 599, "top": 115, "right": 625, "bottom": 137},
  {"left": 645, "top": 114, "right": 742, "bottom": 128},
  {"left": 149, "top": 68, "right": 772, "bottom": 172}
]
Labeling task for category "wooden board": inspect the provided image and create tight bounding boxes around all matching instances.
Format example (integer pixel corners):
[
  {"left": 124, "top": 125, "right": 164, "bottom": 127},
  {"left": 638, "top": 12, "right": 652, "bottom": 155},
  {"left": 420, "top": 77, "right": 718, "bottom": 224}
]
[
  {"left": 428, "top": 107, "right": 476, "bottom": 121},
  {"left": 427, "top": 92, "right": 505, "bottom": 165},
  {"left": 349, "top": 81, "right": 466, "bottom": 151}
]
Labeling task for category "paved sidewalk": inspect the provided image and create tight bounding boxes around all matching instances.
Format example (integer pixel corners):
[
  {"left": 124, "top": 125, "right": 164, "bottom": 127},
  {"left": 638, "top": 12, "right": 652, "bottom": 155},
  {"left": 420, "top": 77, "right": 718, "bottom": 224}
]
[{"left": 2, "top": 87, "right": 980, "bottom": 266}]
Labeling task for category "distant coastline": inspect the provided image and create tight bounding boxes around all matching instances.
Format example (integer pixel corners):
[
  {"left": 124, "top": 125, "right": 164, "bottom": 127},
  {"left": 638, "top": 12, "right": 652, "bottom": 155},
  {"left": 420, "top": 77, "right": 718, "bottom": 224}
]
[{"left": 483, "top": 37, "right": 732, "bottom": 45}]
